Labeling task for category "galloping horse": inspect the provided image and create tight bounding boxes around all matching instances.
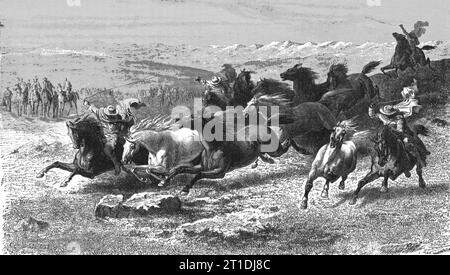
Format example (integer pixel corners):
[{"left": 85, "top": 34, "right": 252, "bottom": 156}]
[
  {"left": 232, "top": 69, "right": 256, "bottom": 107},
  {"left": 300, "top": 119, "right": 369, "bottom": 209},
  {"left": 320, "top": 61, "right": 381, "bottom": 118},
  {"left": 36, "top": 114, "right": 148, "bottom": 187},
  {"left": 122, "top": 115, "right": 204, "bottom": 184},
  {"left": 245, "top": 78, "right": 337, "bottom": 156},
  {"left": 280, "top": 64, "right": 329, "bottom": 104},
  {"left": 381, "top": 32, "right": 436, "bottom": 78},
  {"left": 349, "top": 125, "right": 429, "bottom": 205}
]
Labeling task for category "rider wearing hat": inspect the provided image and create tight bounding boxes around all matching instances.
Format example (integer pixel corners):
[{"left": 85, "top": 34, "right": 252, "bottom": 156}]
[
  {"left": 369, "top": 101, "right": 427, "bottom": 167},
  {"left": 83, "top": 101, "right": 127, "bottom": 175},
  {"left": 83, "top": 98, "right": 145, "bottom": 175},
  {"left": 400, "top": 24, "right": 420, "bottom": 66},
  {"left": 205, "top": 76, "right": 233, "bottom": 98}
]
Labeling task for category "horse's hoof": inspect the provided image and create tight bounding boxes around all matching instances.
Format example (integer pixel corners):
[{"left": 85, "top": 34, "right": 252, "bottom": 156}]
[
  {"left": 380, "top": 186, "right": 389, "bottom": 193},
  {"left": 321, "top": 191, "right": 328, "bottom": 199},
  {"left": 300, "top": 199, "right": 308, "bottom": 210},
  {"left": 404, "top": 171, "right": 411, "bottom": 178},
  {"left": 419, "top": 181, "right": 426, "bottom": 189},
  {"left": 179, "top": 190, "right": 189, "bottom": 196},
  {"left": 158, "top": 181, "right": 166, "bottom": 187},
  {"left": 338, "top": 183, "right": 345, "bottom": 190},
  {"left": 36, "top": 172, "right": 45, "bottom": 178},
  {"left": 349, "top": 197, "right": 357, "bottom": 205},
  {"left": 59, "top": 180, "right": 69, "bottom": 187},
  {"left": 251, "top": 163, "right": 258, "bottom": 169}
]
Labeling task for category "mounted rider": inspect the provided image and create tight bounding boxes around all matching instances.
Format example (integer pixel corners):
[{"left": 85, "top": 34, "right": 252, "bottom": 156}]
[
  {"left": 3, "top": 87, "right": 13, "bottom": 111},
  {"left": 63, "top": 77, "right": 72, "bottom": 93},
  {"left": 83, "top": 98, "right": 145, "bottom": 175},
  {"left": 42, "top": 77, "right": 54, "bottom": 93},
  {"left": 32, "top": 76, "right": 41, "bottom": 92},
  {"left": 369, "top": 81, "right": 429, "bottom": 167},
  {"left": 399, "top": 24, "right": 420, "bottom": 65}
]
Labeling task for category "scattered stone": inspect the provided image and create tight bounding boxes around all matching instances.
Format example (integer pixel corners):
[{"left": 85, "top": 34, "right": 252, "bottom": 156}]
[
  {"left": 179, "top": 208, "right": 279, "bottom": 240},
  {"left": 380, "top": 241, "right": 422, "bottom": 254},
  {"left": 94, "top": 193, "right": 182, "bottom": 218},
  {"left": 15, "top": 217, "right": 49, "bottom": 232}
]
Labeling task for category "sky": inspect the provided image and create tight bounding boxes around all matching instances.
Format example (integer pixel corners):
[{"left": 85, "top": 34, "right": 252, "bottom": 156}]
[{"left": 0, "top": 0, "right": 449, "bottom": 47}]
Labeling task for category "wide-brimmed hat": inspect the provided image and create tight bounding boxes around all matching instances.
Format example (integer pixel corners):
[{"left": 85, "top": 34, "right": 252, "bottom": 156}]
[
  {"left": 379, "top": 105, "right": 399, "bottom": 116},
  {"left": 210, "top": 76, "right": 222, "bottom": 85},
  {"left": 103, "top": 105, "right": 119, "bottom": 117}
]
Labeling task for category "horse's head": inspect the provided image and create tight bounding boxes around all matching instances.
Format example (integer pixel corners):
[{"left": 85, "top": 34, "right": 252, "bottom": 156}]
[
  {"left": 330, "top": 125, "right": 346, "bottom": 149},
  {"left": 280, "top": 63, "right": 303, "bottom": 81},
  {"left": 66, "top": 120, "right": 82, "bottom": 149},
  {"left": 66, "top": 114, "right": 101, "bottom": 150},
  {"left": 327, "top": 63, "right": 348, "bottom": 89},
  {"left": 392, "top": 32, "right": 406, "bottom": 42},
  {"left": 202, "top": 87, "right": 231, "bottom": 110},
  {"left": 122, "top": 135, "right": 140, "bottom": 164}
]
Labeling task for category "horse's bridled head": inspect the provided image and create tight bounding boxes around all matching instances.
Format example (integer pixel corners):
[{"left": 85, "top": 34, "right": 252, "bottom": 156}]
[
  {"left": 66, "top": 121, "right": 80, "bottom": 149},
  {"left": 122, "top": 136, "right": 138, "bottom": 164},
  {"left": 330, "top": 126, "right": 345, "bottom": 148}
]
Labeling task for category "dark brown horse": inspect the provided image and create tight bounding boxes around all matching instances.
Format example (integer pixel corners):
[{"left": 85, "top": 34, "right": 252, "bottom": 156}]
[
  {"left": 36, "top": 114, "right": 148, "bottom": 187},
  {"left": 380, "top": 32, "right": 436, "bottom": 78},
  {"left": 320, "top": 61, "right": 381, "bottom": 118},
  {"left": 198, "top": 69, "right": 256, "bottom": 109},
  {"left": 349, "top": 125, "right": 429, "bottom": 205},
  {"left": 280, "top": 64, "right": 329, "bottom": 104},
  {"left": 232, "top": 69, "right": 256, "bottom": 107},
  {"left": 245, "top": 78, "right": 337, "bottom": 156}
]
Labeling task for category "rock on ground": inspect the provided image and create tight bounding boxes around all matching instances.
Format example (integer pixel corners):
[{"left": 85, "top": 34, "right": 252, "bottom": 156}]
[{"left": 94, "top": 193, "right": 182, "bottom": 218}]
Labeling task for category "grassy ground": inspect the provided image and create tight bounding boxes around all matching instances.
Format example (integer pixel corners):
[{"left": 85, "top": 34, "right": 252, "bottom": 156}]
[{"left": 1, "top": 100, "right": 449, "bottom": 254}]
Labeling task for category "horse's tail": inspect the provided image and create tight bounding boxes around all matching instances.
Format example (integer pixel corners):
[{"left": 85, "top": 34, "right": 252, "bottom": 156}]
[
  {"left": 413, "top": 124, "right": 429, "bottom": 136},
  {"left": 361, "top": 60, "right": 382, "bottom": 75},
  {"left": 420, "top": 45, "right": 436, "bottom": 51}
]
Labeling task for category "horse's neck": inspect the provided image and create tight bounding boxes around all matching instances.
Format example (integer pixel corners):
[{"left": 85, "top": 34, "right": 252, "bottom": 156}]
[
  {"left": 293, "top": 78, "right": 314, "bottom": 103},
  {"left": 134, "top": 131, "right": 161, "bottom": 152}
]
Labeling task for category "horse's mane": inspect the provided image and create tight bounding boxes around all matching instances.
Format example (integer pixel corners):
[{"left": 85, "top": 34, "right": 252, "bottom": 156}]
[
  {"left": 337, "top": 117, "right": 370, "bottom": 142},
  {"left": 251, "top": 79, "right": 295, "bottom": 107},
  {"left": 329, "top": 63, "right": 349, "bottom": 77},
  {"left": 72, "top": 114, "right": 103, "bottom": 139},
  {"left": 129, "top": 114, "right": 175, "bottom": 134},
  {"left": 296, "top": 67, "right": 319, "bottom": 82},
  {"left": 253, "top": 78, "right": 294, "bottom": 97}
]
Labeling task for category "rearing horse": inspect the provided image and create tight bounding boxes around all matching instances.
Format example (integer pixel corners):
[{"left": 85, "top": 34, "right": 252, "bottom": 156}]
[{"left": 36, "top": 114, "right": 148, "bottom": 187}]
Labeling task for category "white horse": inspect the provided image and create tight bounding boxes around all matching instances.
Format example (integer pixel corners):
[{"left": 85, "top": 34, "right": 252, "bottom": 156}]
[{"left": 300, "top": 118, "right": 369, "bottom": 209}]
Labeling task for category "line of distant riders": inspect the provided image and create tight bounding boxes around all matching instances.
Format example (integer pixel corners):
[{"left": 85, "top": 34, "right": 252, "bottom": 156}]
[
  {"left": 2, "top": 77, "right": 79, "bottom": 118},
  {"left": 35, "top": 25, "right": 434, "bottom": 207}
]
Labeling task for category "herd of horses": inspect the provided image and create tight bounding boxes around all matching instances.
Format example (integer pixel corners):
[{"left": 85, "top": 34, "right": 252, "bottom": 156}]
[
  {"left": 2, "top": 78, "right": 80, "bottom": 118},
  {"left": 36, "top": 32, "right": 435, "bottom": 208}
]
